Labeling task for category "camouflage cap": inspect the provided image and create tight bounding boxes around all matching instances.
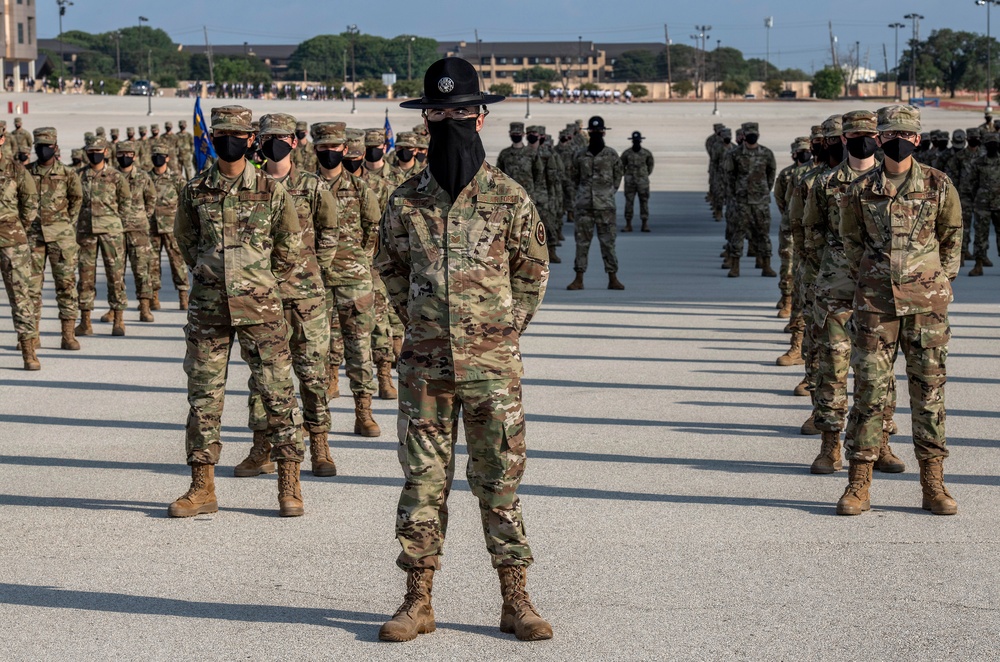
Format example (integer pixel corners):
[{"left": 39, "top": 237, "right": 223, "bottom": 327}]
[
  {"left": 0, "top": 120, "right": 7, "bottom": 134},
  {"left": 295, "top": 120, "right": 308, "bottom": 131},
  {"left": 920, "top": 132, "right": 930, "bottom": 142},
  {"left": 841, "top": 110, "right": 877, "bottom": 135},
  {"left": 164, "top": 121, "right": 173, "bottom": 129},
  {"left": 741, "top": 121, "right": 760, "bottom": 135},
  {"left": 311, "top": 121, "right": 347, "bottom": 146},
  {"left": 115, "top": 140, "right": 138, "bottom": 154},
  {"left": 415, "top": 133, "right": 430, "bottom": 148},
  {"left": 210, "top": 105, "right": 253, "bottom": 132},
  {"left": 876, "top": 104, "right": 921, "bottom": 133},
  {"left": 179, "top": 119, "right": 187, "bottom": 128},
  {"left": 345, "top": 135, "right": 365, "bottom": 158},
  {"left": 967, "top": 127, "right": 982, "bottom": 140},
  {"left": 793, "top": 136, "right": 811, "bottom": 151},
  {"left": 558, "top": 129, "right": 571, "bottom": 139},
  {"left": 713, "top": 122, "right": 725, "bottom": 131},
  {"left": 412, "top": 123, "right": 429, "bottom": 137},
  {"left": 985, "top": 131, "right": 1000, "bottom": 144},
  {"left": 930, "top": 129, "right": 947, "bottom": 140},
  {"left": 364, "top": 128, "right": 386, "bottom": 146},
  {"left": 509, "top": 121, "right": 525, "bottom": 134},
  {"left": 720, "top": 128, "right": 732, "bottom": 138},
  {"left": 345, "top": 128, "right": 364, "bottom": 142},
  {"left": 810, "top": 125, "right": 824, "bottom": 140},
  {"left": 126, "top": 127, "right": 135, "bottom": 135},
  {"left": 952, "top": 129, "right": 967, "bottom": 143},
  {"left": 84, "top": 131, "right": 94, "bottom": 142},
  {"left": 565, "top": 122, "right": 577, "bottom": 132},
  {"left": 13, "top": 117, "right": 22, "bottom": 126},
  {"left": 139, "top": 125, "right": 147, "bottom": 132},
  {"left": 395, "top": 131, "right": 418, "bottom": 148},
  {"left": 534, "top": 125, "right": 546, "bottom": 134},
  {"left": 110, "top": 128, "right": 119, "bottom": 138},
  {"left": 33, "top": 127, "right": 57, "bottom": 145},
  {"left": 150, "top": 123, "right": 160, "bottom": 131},
  {"left": 71, "top": 148, "right": 85, "bottom": 161},
  {"left": 258, "top": 112, "right": 297, "bottom": 137},
  {"left": 575, "top": 119, "right": 584, "bottom": 128},
  {"left": 822, "top": 114, "right": 843, "bottom": 138},
  {"left": 735, "top": 128, "right": 745, "bottom": 139},
  {"left": 85, "top": 135, "right": 109, "bottom": 150},
  {"left": 95, "top": 126, "right": 106, "bottom": 136},
  {"left": 152, "top": 143, "right": 171, "bottom": 156}
]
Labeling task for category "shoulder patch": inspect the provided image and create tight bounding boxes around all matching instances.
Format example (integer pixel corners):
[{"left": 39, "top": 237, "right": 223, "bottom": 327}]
[{"left": 535, "top": 220, "right": 546, "bottom": 246}]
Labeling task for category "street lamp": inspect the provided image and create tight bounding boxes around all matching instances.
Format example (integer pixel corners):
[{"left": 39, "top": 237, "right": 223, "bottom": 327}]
[
  {"left": 903, "top": 13, "right": 923, "bottom": 102},
  {"left": 713, "top": 39, "right": 721, "bottom": 116},
  {"left": 976, "top": 1, "right": 1000, "bottom": 111},
  {"left": 408, "top": 36, "right": 415, "bottom": 80},
  {"left": 138, "top": 16, "right": 151, "bottom": 115},
  {"left": 764, "top": 17, "right": 773, "bottom": 81},
  {"left": 694, "top": 25, "right": 711, "bottom": 98},
  {"left": 889, "top": 22, "right": 904, "bottom": 101},
  {"left": 56, "top": 0, "right": 74, "bottom": 85},
  {"left": 347, "top": 24, "right": 359, "bottom": 114}
]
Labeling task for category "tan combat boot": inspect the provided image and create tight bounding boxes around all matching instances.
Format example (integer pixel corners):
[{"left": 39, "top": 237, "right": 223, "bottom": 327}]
[
  {"left": 874, "top": 431, "right": 906, "bottom": 473},
  {"left": 377, "top": 359, "right": 398, "bottom": 399},
  {"left": 60, "top": 318, "right": 81, "bottom": 350},
  {"left": 179, "top": 290, "right": 189, "bottom": 310},
  {"left": 721, "top": 256, "right": 731, "bottom": 270},
  {"left": 919, "top": 457, "right": 958, "bottom": 515},
  {"left": 566, "top": 273, "right": 584, "bottom": 290},
  {"left": 327, "top": 366, "right": 340, "bottom": 399},
  {"left": 75, "top": 310, "right": 94, "bottom": 336},
  {"left": 100, "top": 309, "right": 113, "bottom": 323},
  {"left": 836, "top": 460, "right": 873, "bottom": 515},
  {"left": 168, "top": 464, "right": 218, "bottom": 517},
  {"left": 983, "top": 256, "right": 994, "bottom": 267},
  {"left": 277, "top": 460, "right": 304, "bottom": 517},
  {"left": 760, "top": 257, "right": 776, "bottom": 277},
  {"left": 800, "top": 413, "right": 821, "bottom": 436},
  {"left": 19, "top": 335, "right": 40, "bottom": 371},
  {"left": 968, "top": 259, "right": 984, "bottom": 277},
  {"left": 354, "top": 393, "right": 382, "bottom": 437},
  {"left": 378, "top": 568, "right": 436, "bottom": 642},
  {"left": 776, "top": 330, "right": 805, "bottom": 366},
  {"left": 547, "top": 245, "right": 561, "bottom": 263},
  {"left": 233, "top": 430, "right": 276, "bottom": 477},
  {"left": 138, "top": 298, "right": 155, "bottom": 322},
  {"left": 810, "top": 431, "right": 842, "bottom": 473},
  {"left": 607, "top": 273, "right": 625, "bottom": 290},
  {"left": 392, "top": 336, "right": 403, "bottom": 365},
  {"left": 112, "top": 310, "right": 126, "bottom": 336},
  {"left": 151, "top": 291, "right": 161, "bottom": 310},
  {"left": 776, "top": 294, "right": 792, "bottom": 318},
  {"left": 309, "top": 431, "right": 337, "bottom": 477},
  {"left": 498, "top": 565, "right": 553, "bottom": 641},
  {"left": 727, "top": 258, "right": 740, "bottom": 278},
  {"left": 622, "top": 221, "right": 633, "bottom": 232},
  {"left": 793, "top": 379, "right": 810, "bottom": 397}
]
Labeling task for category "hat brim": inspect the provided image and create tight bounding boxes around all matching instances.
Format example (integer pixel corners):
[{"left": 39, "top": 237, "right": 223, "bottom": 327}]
[
  {"left": 211, "top": 123, "right": 255, "bottom": 133},
  {"left": 260, "top": 129, "right": 294, "bottom": 137},
  {"left": 399, "top": 93, "right": 505, "bottom": 109}
]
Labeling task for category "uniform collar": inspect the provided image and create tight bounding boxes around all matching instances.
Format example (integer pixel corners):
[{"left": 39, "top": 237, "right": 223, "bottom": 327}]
[
  {"left": 202, "top": 160, "right": 256, "bottom": 192},
  {"left": 872, "top": 159, "right": 924, "bottom": 198},
  {"left": 417, "top": 162, "right": 492, "bottom": 205}
]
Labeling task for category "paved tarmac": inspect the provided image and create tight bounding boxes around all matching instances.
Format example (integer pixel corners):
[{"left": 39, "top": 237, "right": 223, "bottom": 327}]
[{"left": 1, "top": 96, "right": 998, "bottom": 660}]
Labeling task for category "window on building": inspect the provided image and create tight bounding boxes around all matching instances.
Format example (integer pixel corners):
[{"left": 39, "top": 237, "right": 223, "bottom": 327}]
[
  {"left": 27, "top": 17, "right": 34, "bottom": 44},
  {"left": 18, "top": 23, "right": 24, "bottom": 44},
  {"left": 497, "top": 71, "right": 507, "bottom": 78},
  {"left": 482, "top": 71, "right": 491, "bottom": 79},
  {"left": 481, "top": 57, "right": 490, "bottom": 65},
  {"left": 498, "top": 57, "right": 507, "bottom": 64},
  {"left": 593, "top": 70, "right": 599, "bottom": 78},
  {"left": 511, "top": 57, "right": 522, "bottom": 64},
  {"left": 544, "top": 57, "right": 553, "bottom": 64},
  {"left": 529, "top": 57, "right": 539, "bottom": 65}
]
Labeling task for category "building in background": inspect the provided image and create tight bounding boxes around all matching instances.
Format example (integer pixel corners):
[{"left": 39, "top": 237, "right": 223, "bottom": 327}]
[{"left": 2, "top": 0, "right": 39, "bottom": 91}]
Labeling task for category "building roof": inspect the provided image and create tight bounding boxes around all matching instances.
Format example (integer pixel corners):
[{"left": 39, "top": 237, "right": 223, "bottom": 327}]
[
  {"left": 438, "top": 40, "right": 600, "bottom": 60},
  {"left": 599, "top": 42, "right": 665, "bottom": 60},
  {"left": 37, "top": 38, "right": 89, "bottom": 56}
]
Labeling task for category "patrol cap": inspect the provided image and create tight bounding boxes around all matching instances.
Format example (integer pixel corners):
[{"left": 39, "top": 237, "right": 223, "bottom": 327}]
[
  {"left": 931, "top": 129, "right": 947, "bottom": 141},
  {"left": 565, "top": 122, "right": 577, "bottom": 132},
  {"left": 415, "top": 133, "right": 430, "bottom": 148},
  {"left": 71, "top": 148, "right": 85, "bottom": 161},
  {"left": 126, "top": 127, "right": 135, "bottom": 135},
  {"left": 345, "top": 128, "right": 364, "bottom": 142},
  {"left": 822, "top": 115, "right": 843, "bottom": 139},
  {"left": 525, "top": 124, "right": 540, "bottom": 134},
  {"left": 967, "top": 127, "right": 982, "bottom": 140},
  {"left": 0, "top": 120, "right": 6, "bottom": 135},
  {"left": 588, "top": 116, "right": 609, "bottom": 132},
  {"left": 95, "top": 126, "right": 106, "bottom": 137},
  {"left": 412, "top": 123, "right": 429, "bottom": 137},
  {"left": 84, "top": 131, "right": 94, "bottom": 142},
  {"left": 311, "top": 121, "right": 347, "bottom": 146},
  {"left": 713, "top": 122, "right": 725, "bottom": 132},
  {"left": 139, "top": 125, "right": 147, "bottom": 132},
  {"left": 810, "top": 125, "right": 824, "bottom": 140},
  {"left": 720, "top": 128, "right": 732, "bottom": 139},
  {"left": 793, "top": 136, "right": 811, "bottom": 151},
  {"left": 115, "top": 140, "right": 137, "bottom": 154},
  {"left": 33, "top": 127, "right": 57, "bottom": 145},
  {"left": 395, "top": 131, "right": 418, "bottom": 148},
  {"left": 984, "top": 132, "right": 1000, "bottom": 145},
  {"left": 534, "top": 125, "right": 546, "bottom": 134},
  {"left": 364, "top": 128, "right": 386, "bottom": 146},
  {"left": 258, "top": 113, "right": 296, "bottom": 137},
  {"left": 735, "top": 128, "right": 745, "bottom": 139},
  {"left": 558, "top": 129, "right": 571, "bottom": 139},
  {"left": 295, "top": 120, "right": 308, "bottom": 131},
  {"left": 952, "top": 129, "right": 967, "bottom": 144},
  {"left": 920, "top": 132, "right": 931, "bottom": 143},
  {"left": 741, "top": 121, "right": 760, "bottom": 135},
  {"left": 510, "top": 121, "right": 525, "bottom": 134},
  {"left": 152, "top": 143, "right": 171, "bottom": 156},
  {"left": 179, "top": 119, "right": 187, "bottom": 128},
  {"left": 210, "top": 106, "right": 253, "bottom": 133},
  {"left": 150, "top": 123, "right": 160, "bottom": 131},
  {"left": 841, "top": 110, "right": 877, "bottom": 135},
  {"left": 876, "top": 104, "right": 921, "bottom": 133},
  {"left": 85, "top": 135, "right": 109, "bottom": 151},
  {"left": 399, "top": 56, "right": 505, "bottom": 109},
  {"left": 345, "top": 135, "right": 364, "bottom": 159},
  {"left": 630, "top": 131, "right": 644, "bottom": 141},
  {"left": 14, "top": 117, "right": 22, "bottom": 127},
  {"left": 164, "top": 121, "right": 173, "bottom": 130},
  {"left": 110, "top": 128, "right": 119, "bottom": 138},
  {"left": 575, "top": 119, "right": 584, "bottom": 128}
]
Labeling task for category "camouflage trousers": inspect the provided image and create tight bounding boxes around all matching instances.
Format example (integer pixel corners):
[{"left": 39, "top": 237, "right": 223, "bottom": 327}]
[
  {"left": 370, "top": 272, "right": 402, "bottom": 366},
  {"left": 801, "top": 282, "right": 819, "bottom": 391},
  {"left": 77, "top": 232, "right": 127, "bottom": 312},
  {"left": 394, "top": 375, "right": 533, "bottom": 571},
  {"left": 972, "top": 207, "right": 1000, "bottom": 260},
  {"left": 777, "top": 213, "right": 795, "bottom": 296},
  {"left": 960, "top": 194, "right": 973, "bottom": 255},
  {"left": 623, "top": 178, "right": 650, "bottom": 223},
  {"left": 573, "top": 208, "right": 618, "bottom": 274},
  {"left": 1, "top": 242, "right": 37, "bottom": 340},
  {"left": 124, "top": 230, "right": 154, "bottom": 300},
  {"left": 183, "top": 319, "right": 304, "bottom": 465},
  {"left": 327, "top": 280, "right": 376, "bottom": 395},
  {"left": 812, "top": 300, "right": 897, "bottom": 433},
  {"left": 27, "top": 226, "right": 79, "bottom": 321},
  {"left": 150, "top": 232, "right": 189, "bottom": 294},
  {"left": 248, "top": 296, "right": 330, "bottom": 434},
  {"left": 709, "top": 170, "right": 724, "bottom": 218},
  {"left": 727, "top": 201, "right": 772, "bottom": 259},
  {"left": 844, "top": 310, "right": 950, "bottom": 462},
  {"left": 538, "top": 204, "right": 560, "bottom": 248}
]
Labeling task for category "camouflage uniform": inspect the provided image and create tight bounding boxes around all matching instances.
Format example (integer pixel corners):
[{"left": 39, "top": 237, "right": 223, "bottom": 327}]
[
  {"left": 77, "top": 137, "right": 130, "bottom": 314},
  {"left": 291, "top": 121, "right": 318, "bottom": 174},
  {"left": 176, "top": 120, "right": 196, "bottom": 180},
  {"left": 774, "top": 138, "right": 812, "bottom": 301},
  {"left": 723, "top": 122, "right": 776, "bottom": 264},
  {"left": 554, "top": 128, "right": 578, "bottom": 227},
  {"left": 117, "top": 141, "right": 157, "bottom": 303},
  {"left": 968, "top": 132, "right": 1000, "bottom": 265},
  {"left": 12, "top": 118, "right": 32, "bottom": 154},
  {"left": 173, "top": 106, "right": 305, "bottom": 465},
  {"left": 376, "top": 161, "right": 549, "bottom": 570},
  {"left": 496, "top": 122, "right": 541, "bottom": 201},
  {"left": 0, "top": 135, "right": 39, "bottom": 348},
  {"left": 620, "top": 133, "right": 654, "bottom": 230},
  {"left": 527, "top": 125, "right": 563, "bottom": 251},
  {"left": 946, "top": 129, "right": 975, "bottom": 259},
  {"left": 147, "top": 145, "right": 190, "bottom": 299},
  {"left": 840, "top": 106, "right": 962, "bottom": 463},
  {"left": 26, "top": 128, "right": 83, "bottom": 324},
  {"left": 570, "top": 130, "right": 623, "bottom": 275},
  {"left": 389, "top": 131, "right": 425, "bottom": 186}
]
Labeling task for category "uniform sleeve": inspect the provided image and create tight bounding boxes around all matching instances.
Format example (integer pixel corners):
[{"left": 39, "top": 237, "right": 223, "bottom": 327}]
[
  {"left": 802, "top": 178, "right": 826, "bottom": 272},
  {"left": 312, "top": 186, "right": 339, "bottom": 279},
  {"left": 839, "top": 185, "right": 865, "bottom": 283},
  {"left": 142, "top": 176, "right": 156, "bottom": 217},
  {"left": 117, "top": 176, "right": 132, "bottom": 219},
  {"left": 174, "top": 186, "right": 199, "bottom": 268},
  {"left": 374, "top": 197, "right": 411, "bottom": 324},
  {"left": 508, "top": 197, "right": 549, "bottom": 334},
  {"left": 269, "top": 185, "right": 302, "bottom": 284},
  {"left": 722, "top": 151, "right": 735, "bottom": 195},
  {"left": 612, "top": 152, "right": 624, "bottom": 191},
  {"left": 936, "top": 178, "right": 963, "bottom": 280},
  {"left": 789, "top": 181, "right": 807, "bottom": 257},
  {"left": 646, "top": 150, "right": 655, "bottom": 176},
  {"left": 67, "top": 170, "right": 83, "bottom": 223},
  {"left": 766, "top": 150, "right": 777, "bottom": 191},
  {"left": 17, "top": 166, "right": 38, "bottom": 226},
  {"left": 774, "top": 170, "right": 789, "bottom": 214},
  {"left": 359, "top": 184, "right": 382, "bottom": 256}
]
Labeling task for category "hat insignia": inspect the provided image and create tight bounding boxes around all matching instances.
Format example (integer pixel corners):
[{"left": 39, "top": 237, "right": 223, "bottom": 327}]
[{"left": 438, "top": 77, "right": 455, "bottom": 94}]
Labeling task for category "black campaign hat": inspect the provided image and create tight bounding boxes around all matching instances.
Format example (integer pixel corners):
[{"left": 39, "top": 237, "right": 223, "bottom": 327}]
[
  {"left": 399, "top": 57, "right": 505, "bottom": 110},
  {"left": 630, "top": 131, "right": 644, "bottom": 141},
  {"left": 588, "top": 116, "right": 609, "bottom": 132}
]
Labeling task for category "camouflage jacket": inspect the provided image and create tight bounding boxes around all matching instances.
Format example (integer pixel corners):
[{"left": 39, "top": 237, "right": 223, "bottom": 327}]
[
  {"left": 122, "top": 167, "right": 156, "bottom": 233},
  {"left": 375, "top": 162, "right": 549, "bottom": 382},
  {"left": 788, "top": 163, "right": 830, "bottom": 285},
  {"left": 174, "top": 162, "right": 302, "bottom": 327},
  {"left": 704, "top": 133, "right": 719, "bottom": 155},
  {"left": 291, "top": 141, "right": 318, "bottom": 175},
  {"left": 13, "top": 128, "right": 32, "bottom": 152},
  {"left": 148, "top": 167, "right": 186, "bottom": 234},
  {"left": 391, "top": 160, "right": 425, "bottom": 187},
  {"left": 77, "top": 164, "right": 131, "bottom": 235},
  {"left": 536, "top": 144, "right": 564, "bottom": 210},
  {"left": 267, "top": 163, "right": 337, "bottom": 301},
  {"left": 317, "top": 170, "right": 381, "bottom": 287},
  {"left": 773, "top": 161, "right": 801, "bottom": 217},
  {"left": 724, "top": 143, "right": 776, "bottom": 206},
  {"left": 571, "top": 145, "right": 624, "bottom": 211},
  {"left": 496, "top": 145, "right": 541, "bottom": 199},
  {"left": 553, "top": 141, "right": 578, "bottom": 184},
  {"left": 620, "top": 146, "right": 654, "bottom": 181},
  {"left": 26, "top": 159, "right": 82, "bottom": 243},
  {"left": 840, "top": 161, "right": 962, "bottom": 316},
  {"left": 709, "top": 140, "right": 731, "bottom": 179},
  {"left": 358, "top": 165, "right": 393, "bottom": 213},
  {"left": 969, "top": 153, "right": 1000, "bottom": 211},
  {"left": 0, "top": 156, "right": 38, "bottom": 248},
  {"left": 176, "top": 131, "right": 195, "bottom": 158},
  {"left": 950, "top": 147, "right": 980, "bottom": 199}
]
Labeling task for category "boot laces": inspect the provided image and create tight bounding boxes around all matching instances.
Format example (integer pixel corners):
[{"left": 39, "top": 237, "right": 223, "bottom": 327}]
[
  {"left": 502, "top": 567, "right": 540, "bottom": 617},
  {"left": 394, "top": 569, "right": 431, "bottom": 617}
]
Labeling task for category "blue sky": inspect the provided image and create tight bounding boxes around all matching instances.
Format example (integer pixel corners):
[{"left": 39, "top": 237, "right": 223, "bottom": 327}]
[{"left": 40, "top": 1, "right": 990, "bottom": 74}]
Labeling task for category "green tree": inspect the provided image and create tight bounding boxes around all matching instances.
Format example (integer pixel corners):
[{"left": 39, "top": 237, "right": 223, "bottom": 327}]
[
  {"left": 626, "top": 83, "right": 649, "bottom": 98},
  {"left": 213, "top": 56, "right": 271, "bottom": 85},
  {"left": 357, "top": 78, "right": 388, "bottom": 97},
  {"left": 719, "top": 77, "right": 749, "bottom": 96},
  {"left": 392, "top": 79, "right": 422, "bottom": 97},
  {"left": 763, "top": 78, "right": 784, "bottom": 98},
  {"left": 513, "top": 65, "right": 558, "bottom": 83},
  {"left": 671, "top": 79, "right": 695, "bottom": 97},
  {"left": 778, "top": 68, "right": 811, "bottom": 81},
  {"left": 489, "top": 82, "right": 514, "bottom": 96},
  {"left": 287, "top": 33, "right": 438, "bottom": 82},
  {"left": 614, "top": 50, "right": 657, "bottom": 81},
  {"left": 532, "top": 81, "right": 553, "bottom": 95},
  {"left": 812, "top": 67, "right": 844, "bottom": 99}
]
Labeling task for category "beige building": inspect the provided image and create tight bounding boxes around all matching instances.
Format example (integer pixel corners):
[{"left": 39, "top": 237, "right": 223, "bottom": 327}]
[{"left": 1, "top": 0, "right": 38, "bottom": 91}]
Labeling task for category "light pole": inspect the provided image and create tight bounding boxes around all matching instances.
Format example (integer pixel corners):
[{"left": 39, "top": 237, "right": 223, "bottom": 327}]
[
  {"left": 904, "top": 13, "right": 923, "bottom": 102},
  {"left": 713, "top": 39, "right": 720, "bottom": 115},
  {"left": 114, "top": 30, "right": 122, "bottom": 79},
  {"left": 408, "top": 36, "right": 414, "bottom": 80},
  {"left": 977, "top": 1, "right": 1000, "bottom": 111},
  {"left": 889, "top": 22, "right": 904, "bottom": 100},
  {"left": 347, "top": 24, "right": 359, "bottom": 114},
  {"left": 695, "top": 25, "right": 712, "bottom": 98},
  {"left": 525, "top": 69, "right": 531, "bottom": 119},
  {"left": 764, "top": 17, "right": 773, "bottom": 81},
  {"left": 56, "top": 0, "right": 74, "bottom": 84},
  {"left": 138, "top": 16, "right": 151, "bottom": 114}
]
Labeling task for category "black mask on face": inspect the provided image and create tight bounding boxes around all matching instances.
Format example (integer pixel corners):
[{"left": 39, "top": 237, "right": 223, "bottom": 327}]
[
  {"left": 415, "top": 151, "right": 427, "bottom": 163},
  {"left": 632, "top": 140, "right": 642, "bottom": 152},
  {"left": 933, "top": 140, "right": 949, "bottom": 151},
  {"left": 427, "top": 118, "right": 485, "bottom": 202},
  {"left": 811, "top": 143, "right": 827, "bottom": 162},
  {"left": 881, "top": 137, "right": 917, "bottom": 163},
  {"left": 86, "top": 152, "right": 105, "bottom": 165},
  {"left": 151, "top": 130, "right": 159, "bottom": 138},
  {"left": 139, "top": 132, "right": 147, "bottom": 138},
  {"left": 16, "top": 152, "right": 28, "bottom": 162},
  {"left": 152, "top": 154, "right": 168, "bottom": 168},
  {"left": 510, "top": 134, "right": 523, "bottom": 144},
  {"left": 116, "top": 155, "right": 134, "bottom": 169},
  {"left": 295, "top": 131, "right": 307, "bottom": 141},
  {"left": 343, "top": 158, "right": 362, "bottom": 173},
  {"left": 588, "top": 131, "right": 605, "bottom": 156},
  {"left": 317, "top": 149, "right": 344, "bottom": 170},
  {"left": 261, "top": 138, "right": 293, "bottom": 163},
  {"left": 396, "top": 148, "right": 414, "bottom": 163},
  {"left": 987, "top": 143, "right": 1000, "bottom": 158},
  {"left": 526, "top": 134, "right": 539, "bottom": 145},
  {"left": 213, "top": 135, "right": 248, "bottom": 163},
  {"left": 744, "top": 133, "right": 759, "bottom": 145},
  {"left": 723, "top": 137, "right": 732, "bottom": 144},
  {"left": 35, "top": 145, "right": 56, "bottom": 162},
  {"left": 365, "top": 146, "right": 384, "bottom": 162},
  {"left": 845, "top": 136, "right": 878, "bottom": 160},
  {"left": 796, "top": 151, "right": 812, "bottom": 164},
  {"left": 827, "top": 141, "right": 845, "bottom": 163},
  {"left": 968, "top": 139, "right": 981, "bottom": 149}
]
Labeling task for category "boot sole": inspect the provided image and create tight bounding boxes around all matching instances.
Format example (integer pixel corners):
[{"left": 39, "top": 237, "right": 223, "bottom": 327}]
[
  {"left": 836, "top": 500, "right": 870, "bottom": 515},
  {"left": 500, "top": 619, "right": 554, "bottom": 641},
  {"left": 60, "top": 343, "right": 81, "bottom": 350},
  {"left": 279, "top": 506, "right": 305, "bottom": 517},
  {"left": 378, "top": 392, "right": 397, "bottom": 400},
  {"left": 233, "top": 463, "right": 276, "bottom": 477},
  {"left": 922, "top": 499, "right": 958, "bottom": 515},
  {"left": 168, "top": 501, "right": 219, "bottom": 518},
  {"left": 355, "top": 426, "right": 382, "bottom": 438},
  {"left": 775, "top": 357, "right": 804, "bottom": 366},
  {"left": 874, "top": 463, "right": 905, "bottom": 473},
  {"left": 378, "top": 622, "right": 436, "bottom": 642},
  {"left": 312, "top": 467, "right": 338, "bottom": 477},
  {"left": 810, "top": 462, "right": 842, "bottom": 474},
  {"left": 800, "top": 428, "right": 822, "bottom": 436}
]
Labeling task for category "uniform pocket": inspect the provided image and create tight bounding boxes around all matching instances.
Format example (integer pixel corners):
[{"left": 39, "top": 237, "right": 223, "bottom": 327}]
[{"left": 918, "top": 321, "right": 951, "bottom": 348}]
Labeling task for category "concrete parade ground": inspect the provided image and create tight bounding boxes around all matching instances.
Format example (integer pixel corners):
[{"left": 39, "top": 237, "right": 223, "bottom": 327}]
[{"left": 0, "top": 95, "right": 998, "bottom": 660}]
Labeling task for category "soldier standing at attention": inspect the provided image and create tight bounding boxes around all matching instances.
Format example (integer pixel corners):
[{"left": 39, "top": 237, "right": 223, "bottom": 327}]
[
  {"left": 291, "top": 121, "right": 318, "bottom": 174},
  {"left": 554, "top": 128, "right": 578, "bottom": 229},
  {"left": 0, "top": 122, "right": 40, "bottom": 369},
  {"left": 389, "top": 131, "right": 424, "bottom": 184},
  {"left": 176, "top": 119, "right": 195, "bottom": 180},
  {"left": 837, "top": 105, "right": 962, "bottom": 517},
  {"left": 967, "top": 132, "right": 1000, "bottom": 276},
  {"left": 723, "top": 121, "right": 777, "bottom": 278},
  {"left": 376, "top": 56, "right": 552, "bottom": 644},
  {"left": 497, "top": 122, "right": 541, "bottom": 203},
  {"left": 75, "top": 135, "right": 130, "bottom": 337},
  {"left": 567, "top": 116, "right": 624, "bottom": 291},
  {"left": 526, "top": 125, "right": 562, "bottom": 262},
  {"left": 108, "top": 140, "right": 157, "bottom": 324},
  {"left": 169, "top": 105, "right": 307, "bottom": 518},
  {"left": 773, "top": 137, "right": 812, "bottom": 317},
  {"left": 620, "top": 131, "right": 654, "bottom": 233},
  {"left": 12, "top": 117, "right": 32, "bottom": 154},
  {"left": 147, "top": 144, "right": 190, "bottom": 310},
  {"left": 26, "top": 127, "right": 83, "bottom": 352}
]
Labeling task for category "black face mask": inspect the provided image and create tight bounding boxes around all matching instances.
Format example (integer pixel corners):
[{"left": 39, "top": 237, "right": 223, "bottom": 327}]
[
  {"left": 744, "top": 133, "right": 759, "bottom": 145},
  {"left": 317, "top": 149, "right": 344, "bottom": 170},
  {"left": 86, "top": 152, "right": 105, "bottom": 165},
  {"left": 151, "top": 131, "right": 159, "bottom": 138},
  {"left": 35, "top": 145, "right": 56, "bottom": 162},
  {"left": 933, "top": 141, "right": 949, "bottom": 151},
  {"left": 881, "top": 138, "right": 917, "bottom": 163},
  {"left": 510, "top": 134, "right": 523, "bottom": 144},
  {"left": 427, "top": 118, "right": 485, "bottom": 202},
  {"left": 845, "top": 136, "right": 878, "bottom": 160},
  {"left": 415, "top": 152, "right": 427, "bottom": 163},
  {"left": 987, "top": 143, "right": 1000, "bottom": 158},
  {"left": 16, "top": 152, "right": 28, "bottom": 163},
  {"left": 151, "top": 154, "right": 168, "bottom": 168},
  {"left": 560, "top": 137, "right": 571, "bottom": 143},
  {"left": 796, "top": 151, "right": 812, "bottom": 164},
  {"left": 811, "top": 144, "right": 827, "bottom": 162},
  {"left": 139, "top": 132, "right": 146, "bottom": 139},
  {"left": 397, "top": 148, "right": 414, "bottom": 163},
  {"left": 343, "top": 158, "right": 363, "bottom": 173},
  {"left": 968, "top": 139, "right": 981, "bottom": 149},
  {"left": 213, "top": 135, "right": 248, "bottom": 163},
  {"left": 261, "top": 139, "right": 293, "bottom": 163},
  {"left": 827, "top": 142, "right": 845, "bottom": 163},
  {"left": 631, "top": 140, "right": 642, "bottom": 152},
  {"left": 588, "top": 131, "right": 605, "bottom": 156},
  {"left": 722, "top": 137, "right": 731, "bottom": 145},
  {"left": 365, "top": 146, "right": 384, "bottom": 162},
  {"left": 116, "top": 155, "right": 134, "bottom": 169},
  {"left": 295, "top": 131, "right": 307, "bottom": 141},
  {"left": 526, "top": 134, "right": 539, "bottom": 145}
]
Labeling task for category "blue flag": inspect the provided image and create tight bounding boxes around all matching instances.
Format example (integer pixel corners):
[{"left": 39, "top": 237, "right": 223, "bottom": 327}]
[
  {"left": 384, "top": 110, "right": 395, "bottom": 151},
  {"left": 193, "top": 96, "right": 216, "bottom": 173}
]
